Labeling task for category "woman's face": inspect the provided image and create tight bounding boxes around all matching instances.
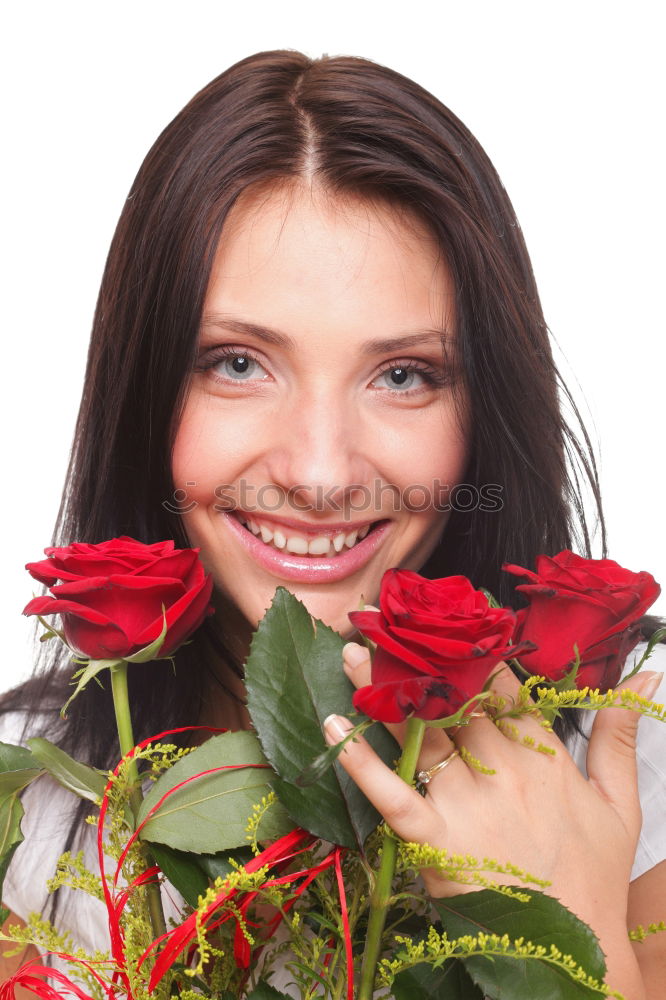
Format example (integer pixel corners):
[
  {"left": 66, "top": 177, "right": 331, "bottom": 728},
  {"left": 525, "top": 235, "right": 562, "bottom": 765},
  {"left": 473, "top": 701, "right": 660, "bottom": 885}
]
[{"left": 172, "top": 183, "right": 469, "bottom": 645}]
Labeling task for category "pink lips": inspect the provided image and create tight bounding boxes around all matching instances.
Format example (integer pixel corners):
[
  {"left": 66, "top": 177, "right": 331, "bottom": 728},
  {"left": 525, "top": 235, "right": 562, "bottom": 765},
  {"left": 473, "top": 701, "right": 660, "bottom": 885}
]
[{"left": 222, "top": 511, "right": 392, "bottom": 583}]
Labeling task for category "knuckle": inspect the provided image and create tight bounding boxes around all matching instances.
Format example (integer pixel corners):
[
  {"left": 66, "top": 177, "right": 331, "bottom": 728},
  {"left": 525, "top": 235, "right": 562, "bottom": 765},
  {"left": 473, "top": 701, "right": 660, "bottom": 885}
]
[
  {"left": 613, "top": 728, "right": 638, "bottom": 756},
  {"left": 383, "top": 788, "right": 418, "bottom": 826}
]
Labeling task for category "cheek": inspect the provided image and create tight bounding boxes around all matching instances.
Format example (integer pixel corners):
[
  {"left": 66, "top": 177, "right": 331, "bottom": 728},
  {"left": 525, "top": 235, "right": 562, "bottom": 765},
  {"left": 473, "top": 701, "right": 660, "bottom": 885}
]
[
  {"left": 380, "top": 408, "right": 469, "bottom": 506},
  {"left": 171, "top": 394, "right": 257, "bottom": 498},
  {"left": 172, "top": 388, "right": 470, "bottom": 517}
]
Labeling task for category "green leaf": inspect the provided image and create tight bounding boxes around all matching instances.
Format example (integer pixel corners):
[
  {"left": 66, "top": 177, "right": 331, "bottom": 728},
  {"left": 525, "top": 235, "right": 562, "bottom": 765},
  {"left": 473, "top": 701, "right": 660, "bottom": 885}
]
[
  {"left": 148, "top": 843, "right": 256, "bottom": 908},
  {"left": 0, "top": 768, "right": 43, "bottom": 796},
  {"left": 0, "top": 742, "right": 40, "bottom": 773},
  {"left": 0, "top": 790, "right": 27, "bottom": 911},
  {"left": 435, "top": 890, "right": 607, "bottom": 999},
  {"left": 295, "top": 718, "right": 375, "bottom": 786},
  {"left": 148, "top": 842, "right": 210, "bottom": 908},
  {"left": 245, "top": 981, "right": 293, "bottom": 999},
  {"left": 623, "top": 627, "right": 666, "bottom": 680},
  {"left": 481, "top": 588, "right": 501, "bottom": 610},
  {"left": 392, "top": 959, "right": 484, "bottom": 999},
  {"left": 61, "top": 658, "right": 123, "bottom": 717},
  {"left": 0, "top": 744, "right": 43, "bottom": 909},
  {"left": 124, "top": 607, "right": 168, "bottom": 663},
  {"left": 34, "top": 613, "right": 66, "bottom": 644},
  {"left": 0, "top": 792, "right": 24, "bottom": 857},
  {"left": 26, "top": 738, "right": 108, "bottom": 803},
  {"left": 137, "top": 731, "right": 293, "bottom": 853},
  {"left": 198, "top": 846, "right": 254, "bottom": 882},
  {"left": 245, "top": 587, "right": 399, "bottom": 849}
]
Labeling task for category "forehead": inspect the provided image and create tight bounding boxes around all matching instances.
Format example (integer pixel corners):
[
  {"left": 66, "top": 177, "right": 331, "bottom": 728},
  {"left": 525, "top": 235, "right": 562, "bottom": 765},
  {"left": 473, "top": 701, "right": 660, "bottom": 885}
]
[
  {"left": 205, "top": 181, "right": 455, "bottom": 335},
  {"left": 222, "top": 179, "right": 440, "bottom": 249}
]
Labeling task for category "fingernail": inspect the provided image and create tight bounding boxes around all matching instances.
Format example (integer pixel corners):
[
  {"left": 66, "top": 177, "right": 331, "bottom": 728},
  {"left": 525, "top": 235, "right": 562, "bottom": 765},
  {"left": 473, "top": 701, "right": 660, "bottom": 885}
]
[
  {"left": 364, "top": 604, "right": 380, "bottom": 612},
  {"left": 633, "top": 671, "right": 663, "bottom": 700},
  {"left": 343, "top": 642, "right": 368, "bottom": 669},
  {"left": 323, "top": 714, "right": 354, "bottom": 744}
]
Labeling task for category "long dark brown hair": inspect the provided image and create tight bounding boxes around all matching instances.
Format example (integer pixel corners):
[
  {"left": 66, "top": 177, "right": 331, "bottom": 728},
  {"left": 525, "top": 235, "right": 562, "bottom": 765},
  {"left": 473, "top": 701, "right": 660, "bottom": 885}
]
[{"left": 4, "top": 49, "right": 621, "bottom": 786}]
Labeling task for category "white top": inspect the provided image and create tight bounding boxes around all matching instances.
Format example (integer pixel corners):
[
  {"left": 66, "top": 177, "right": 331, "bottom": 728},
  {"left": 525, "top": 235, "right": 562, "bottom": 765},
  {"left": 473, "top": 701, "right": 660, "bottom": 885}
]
[
  {"left": 2, "top": 642, "right": 665, "bottom": 990},
  {"left": 567, "top": 642, "right": 666, "bottom": 879}
]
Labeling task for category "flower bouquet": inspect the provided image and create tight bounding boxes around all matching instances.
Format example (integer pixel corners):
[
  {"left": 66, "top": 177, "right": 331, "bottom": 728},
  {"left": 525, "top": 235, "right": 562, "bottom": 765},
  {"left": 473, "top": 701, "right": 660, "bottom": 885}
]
[{"left": 1, "top": 539, "right": 665, "bottom": 999}]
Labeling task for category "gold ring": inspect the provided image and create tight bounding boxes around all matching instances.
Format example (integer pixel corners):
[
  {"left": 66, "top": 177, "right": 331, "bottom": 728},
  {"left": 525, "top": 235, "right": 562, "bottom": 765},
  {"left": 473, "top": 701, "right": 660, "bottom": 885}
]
[{"left": 416, "top": 749, "right": 461, "bottom": 787}]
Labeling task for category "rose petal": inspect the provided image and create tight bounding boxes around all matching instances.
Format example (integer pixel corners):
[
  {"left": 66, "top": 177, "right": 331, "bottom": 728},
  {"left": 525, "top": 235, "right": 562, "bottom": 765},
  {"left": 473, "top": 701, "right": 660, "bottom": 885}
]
[
  {"left": 23, "top": 595, "right": 114, "bottom": 625},
  {"left": 23, "top": 538, "right": 213, "bottom": 661},
  {"left": 134, "top": 570, "right": 214, "bottom": 655}
]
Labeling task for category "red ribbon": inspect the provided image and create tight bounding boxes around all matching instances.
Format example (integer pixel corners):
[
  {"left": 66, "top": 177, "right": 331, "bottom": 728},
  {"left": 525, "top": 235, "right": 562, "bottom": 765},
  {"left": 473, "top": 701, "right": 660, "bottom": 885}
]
[
  {"left": 6, "top": 725, "right": 357, "bottom": 996},
  {"left": 0, "top": 956, "right": 113, "bottom": 1000},
  {"left": 334, "top": 847, "right": 354, "bottom": 1000},
  {"left": 143, "top": 826, "right": 319, "bottom": 988},
  {"left": 95, "top": 725, "right": 232, "bottom": 991}
]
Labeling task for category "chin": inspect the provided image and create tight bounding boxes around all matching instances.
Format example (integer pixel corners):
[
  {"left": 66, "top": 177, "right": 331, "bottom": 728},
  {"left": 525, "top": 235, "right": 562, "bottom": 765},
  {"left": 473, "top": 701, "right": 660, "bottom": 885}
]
[
  {"left": 245, "top": 588, "right": 363, "bottom": 640},
  {"left": 305, "top": 597, "right": 368, "bottom": 642}
]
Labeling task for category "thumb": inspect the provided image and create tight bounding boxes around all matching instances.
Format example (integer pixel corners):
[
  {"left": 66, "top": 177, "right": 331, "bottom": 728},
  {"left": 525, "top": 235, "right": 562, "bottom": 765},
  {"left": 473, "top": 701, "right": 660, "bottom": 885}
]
[
  {"left": 586, "top": 670, "right": 662, "bottom": 827},
  {"left": 343, "top": 603, "right": 379, "bottom": 688}
]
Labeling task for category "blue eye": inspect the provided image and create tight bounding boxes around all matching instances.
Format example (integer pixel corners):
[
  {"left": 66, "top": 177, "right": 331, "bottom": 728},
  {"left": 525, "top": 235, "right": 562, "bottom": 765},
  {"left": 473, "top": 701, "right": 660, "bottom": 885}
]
[
  {"left": 374, "top": 361, "right": 449, "bottom": 395},
  {"left": 197, "top": 346, "right": 450, "bottom": 396},
  {"left": 376, "top": 365, "right": 425, "bottom": 392},
  {"left": 202, "top": 347, "right": 269, "bottom": 382}
]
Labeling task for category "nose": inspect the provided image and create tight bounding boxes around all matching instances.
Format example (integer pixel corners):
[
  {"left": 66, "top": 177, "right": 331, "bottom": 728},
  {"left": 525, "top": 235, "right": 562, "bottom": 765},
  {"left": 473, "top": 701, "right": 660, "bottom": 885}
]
[{"left": 263, "top": 386, "right": 373, "bottom": 517}]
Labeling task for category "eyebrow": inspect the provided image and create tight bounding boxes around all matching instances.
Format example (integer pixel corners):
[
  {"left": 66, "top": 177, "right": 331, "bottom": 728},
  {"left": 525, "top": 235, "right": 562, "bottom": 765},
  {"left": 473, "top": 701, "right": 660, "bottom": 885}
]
[{"left": 200, "top": 314, "right": 453, "bottom": 355}]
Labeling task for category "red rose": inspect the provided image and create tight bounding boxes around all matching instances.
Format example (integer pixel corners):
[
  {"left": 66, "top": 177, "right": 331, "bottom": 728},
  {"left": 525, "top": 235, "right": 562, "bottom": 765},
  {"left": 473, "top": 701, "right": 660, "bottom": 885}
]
[
  {"left": 23, "top": 536, "right": 214, "bottom": 660},
  {"left": 503, "top": 550, "right": 660, "bottom": 688},
  {"left": 348, "top": 569, "right": 530, "bottom": 724}
]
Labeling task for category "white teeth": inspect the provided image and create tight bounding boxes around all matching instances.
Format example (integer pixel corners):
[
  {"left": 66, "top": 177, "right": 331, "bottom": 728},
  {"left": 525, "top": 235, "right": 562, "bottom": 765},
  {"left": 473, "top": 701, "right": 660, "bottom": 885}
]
[
  {"left": 308, "top": 536, "right": 332, "bottom": 556},
  {"left": 272, "top": 529, "right": 287, "bottom": 549},
  {"left": 236, "top": 513, "right": 376, "bottom": 557},
  {"left": 285, "top": 536, "right": 309, "bottom": 555},
  {"left": 259, "top": 524, "right": 274, "bottom": 544},
  {"left": 332, "top": 532, "right": 346, "bottom": 552}
]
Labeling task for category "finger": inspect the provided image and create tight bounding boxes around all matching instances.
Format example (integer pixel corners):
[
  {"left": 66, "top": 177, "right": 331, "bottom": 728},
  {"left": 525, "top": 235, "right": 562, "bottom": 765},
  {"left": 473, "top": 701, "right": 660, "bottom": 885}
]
[
  {"left": 342, "top": 641, "right": 372, "bottom": 687},
  {"left": 485, "top": 662, "right": 560, "bottom": 746},
  {"left": 586, "top": 670, "right": 662, "bottom": 832},
  {"left": 323, "top": 713, "right": 442, "bottom": 842},
  {"left": 444, "top": 663, "right": 518, "bottom": 755},
  {"left": 416, "top": 724, "right": 457, "bottom": 771},
  {"left": 445, "top": 663, "right": 554, "bottom": 769},
  {"left": 342, "top": 602, "right": 380, "bottom": 687},
  {"left": 486, "top": 662, "right": 539, "bottom": 714},
  {"left": 342, "top": 639, "right": 411, "bottom": 746}
]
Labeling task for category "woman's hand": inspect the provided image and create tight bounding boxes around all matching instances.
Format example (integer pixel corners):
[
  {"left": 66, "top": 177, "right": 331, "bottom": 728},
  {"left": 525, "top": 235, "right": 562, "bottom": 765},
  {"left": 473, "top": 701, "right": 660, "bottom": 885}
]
[{"left": 325, "top": 641, "right": 662, "bottom": 999}]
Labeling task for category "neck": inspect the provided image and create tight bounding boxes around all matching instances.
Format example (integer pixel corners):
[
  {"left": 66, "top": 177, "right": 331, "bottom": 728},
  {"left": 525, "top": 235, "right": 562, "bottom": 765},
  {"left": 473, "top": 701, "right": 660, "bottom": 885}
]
[
  {"left": 197, "top": 590, "right": 369, "bottom": 733},
  {"left": 197, "top": 590, "right": 253, "bottom": 733}
]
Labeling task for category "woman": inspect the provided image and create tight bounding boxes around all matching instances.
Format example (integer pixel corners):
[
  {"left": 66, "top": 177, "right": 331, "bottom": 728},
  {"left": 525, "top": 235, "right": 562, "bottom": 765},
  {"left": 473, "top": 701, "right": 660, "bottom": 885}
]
[{"left": 1, "top": 49, "right": 665, "bottom": 997}]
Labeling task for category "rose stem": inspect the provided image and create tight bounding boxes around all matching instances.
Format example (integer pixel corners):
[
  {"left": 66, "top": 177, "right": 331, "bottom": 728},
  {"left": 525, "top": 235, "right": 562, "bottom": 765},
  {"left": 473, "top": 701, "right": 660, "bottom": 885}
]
[
  {"left": 357, "top": 716, "right": 426, "bottom": 1000},
  {"left": 110, "top": 661, "right": 167, "bottom": 940}
]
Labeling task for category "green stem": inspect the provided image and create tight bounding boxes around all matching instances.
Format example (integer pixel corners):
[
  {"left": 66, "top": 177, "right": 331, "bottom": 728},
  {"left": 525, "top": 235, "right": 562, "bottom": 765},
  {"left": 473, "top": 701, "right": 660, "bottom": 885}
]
[
  {"left": 110, "top": 662, "right": 167, "bottom": 941},
  {"left": 508, "top": 657, "right": 531, "bottom": 679},
  {"left": 357, "top": 717, "right": 426, "bottom": 1000}
]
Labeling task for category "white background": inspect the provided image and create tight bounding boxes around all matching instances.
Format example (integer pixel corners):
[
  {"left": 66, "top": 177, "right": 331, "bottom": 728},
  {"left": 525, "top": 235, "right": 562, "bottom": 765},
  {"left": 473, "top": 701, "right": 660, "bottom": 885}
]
[{"left": 2, "top": 0, "right": 664, "bottom": 686}]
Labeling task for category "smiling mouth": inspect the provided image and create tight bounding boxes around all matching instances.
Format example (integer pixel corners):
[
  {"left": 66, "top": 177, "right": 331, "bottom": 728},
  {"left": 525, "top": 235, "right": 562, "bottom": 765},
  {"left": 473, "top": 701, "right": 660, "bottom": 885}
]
[{"left": 233, "top": 512, "right": 386, "bottom": 558}]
